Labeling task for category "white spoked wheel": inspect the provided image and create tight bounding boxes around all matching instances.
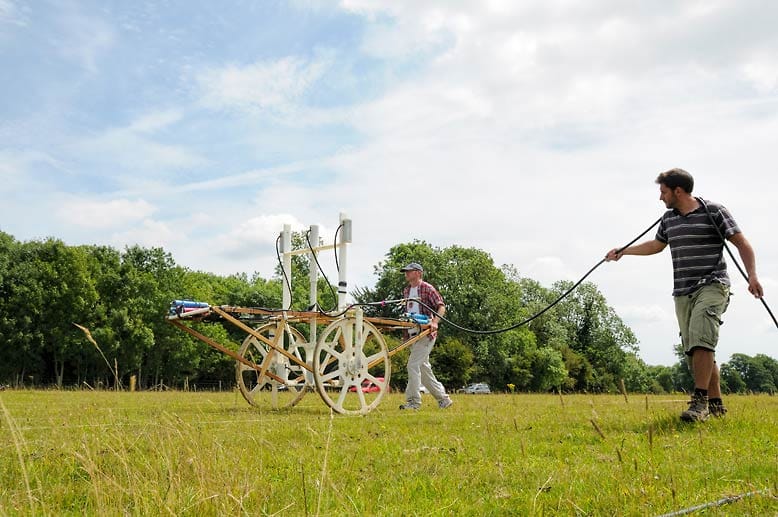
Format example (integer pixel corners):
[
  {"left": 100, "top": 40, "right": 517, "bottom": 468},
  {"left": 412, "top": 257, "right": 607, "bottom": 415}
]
[
  {"left": 236, "top": 321, "right": 310, "bottom": 409},
  {"left": 313, "top": 315, "right": 391, "bottom": 415}
]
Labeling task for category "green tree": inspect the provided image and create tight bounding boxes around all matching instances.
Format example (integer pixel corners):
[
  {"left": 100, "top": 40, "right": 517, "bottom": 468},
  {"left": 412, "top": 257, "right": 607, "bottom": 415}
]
[
  {"left": 0, "top": 232, "right": 28, "bottom": 384},
  {"left": 621, "top": 354, "right": 654, "bottom": 393},
  {"left": 430, "top": 337, "right": 474, "bottom": 390},
  {"left": 559, "top": 347, "right": 594, "bottom": 391},
  {"left": 551, "top": 281, "right": 640, "bottom": 391},
  {"left": 5, "top": 239, "right": 100, "bottom": 386},
  {"left": 526, "top": 346, "right": 568, "bottom": 391},
  {"left": 647, "top": 365, "right": 676, "bottom": 393},
  {"left": 719, "top": 362, "right": 747, "bottom": 393},
  {"left": 727, "top": 353, "right": 778, "bottom": 393},
  {"left": 358, "top": 241, "right": 532, "bottom": 390}
]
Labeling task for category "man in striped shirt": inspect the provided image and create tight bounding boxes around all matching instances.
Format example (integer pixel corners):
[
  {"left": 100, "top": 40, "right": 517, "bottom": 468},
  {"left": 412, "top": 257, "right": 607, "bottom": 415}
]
[{"left": 606, "top": 168, "right": 763, "bottom": 422}]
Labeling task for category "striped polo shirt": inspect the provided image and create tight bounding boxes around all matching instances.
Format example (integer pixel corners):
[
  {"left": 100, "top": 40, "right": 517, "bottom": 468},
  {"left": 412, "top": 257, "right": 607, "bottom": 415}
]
[{"left": 655, "top": 199, "right": 740, "bottom": 296}]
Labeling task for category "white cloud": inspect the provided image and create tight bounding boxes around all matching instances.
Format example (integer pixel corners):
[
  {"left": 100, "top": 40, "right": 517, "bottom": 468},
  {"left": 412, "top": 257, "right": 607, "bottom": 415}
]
[
  {"left": 168, "top": 160, "right": 321, "bottom": 193},
  {"left": 340, "top": 1, "right": 776, "bottom": 135},
  {"left": 742, "top": 57, "right": 778, "bottom": 93},
  {"left": 212, "top": 213, "right": 306, "bottom": 261},
  {"left": 0, "top": 0, "right": 26, "bottom": 27},
  {"left": 310, "top": 1, "right": 778, "bottom": 367},
  {"left": 109, "top": 218, "right": 182, "bottom": 249},
  {"left": 289, "top": 0, "right": 335, "bottom": 11},
  {"left": 127, "top": 110, "right": 184, "bottom": 134},
  {"left": 618, "top": 304, "right": 671, "bottom": 323},
  {"left": 56, "top": 198, "right": 156, "bottom": 229},
  {"left": 3, "top": 1, "right": 777, "bottom": 366},
  {"left": 0, "top": 149, "right": 52, "bottom": 181},
  {"left": 523, "top": 257, "right": 580, "bottom": 286},
  {"left": 0, "top": 0, "right": 12, "bottom": 16},
  {"left": 356, "top": 10, "right": 454, "bottom": 59},
  {"left": 72, "top": 112, "right": 205, "bottom": 176},
  {"left": 56, "top": 12, "right": 115, "bottom": 73},
  {"left": 197, "top": 56, "right": 331, "bottom": 115},
  {"left": 84, "top": 130, "right": 202, "bottom": 172}
]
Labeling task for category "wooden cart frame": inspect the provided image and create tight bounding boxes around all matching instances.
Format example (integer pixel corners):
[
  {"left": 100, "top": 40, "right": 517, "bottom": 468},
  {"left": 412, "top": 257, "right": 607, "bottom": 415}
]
[
  {"left": 167, "top": 215, "right": 429, "bottom": 414},
  {"left": 168, "top": 305, "right": 429, "bottom": 414}
]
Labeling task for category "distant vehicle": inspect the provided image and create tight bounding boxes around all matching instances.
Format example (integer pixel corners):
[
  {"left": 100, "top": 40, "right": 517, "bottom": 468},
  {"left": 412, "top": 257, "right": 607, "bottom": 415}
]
[
  {"left": 463, "top": 383, "right": 491, "bottom": 394},
  {"left": 348, "top": 377, "right": 385, "bottom": 393}
]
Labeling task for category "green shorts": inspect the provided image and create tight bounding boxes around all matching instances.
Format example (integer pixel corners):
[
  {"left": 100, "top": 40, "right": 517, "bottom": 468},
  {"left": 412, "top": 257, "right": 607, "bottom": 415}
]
[{"left": 674, "top": 282, "right": 730, "bottom": 356}]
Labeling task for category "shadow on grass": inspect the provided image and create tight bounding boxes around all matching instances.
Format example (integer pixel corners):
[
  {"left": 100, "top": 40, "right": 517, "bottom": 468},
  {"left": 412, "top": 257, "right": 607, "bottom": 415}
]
[
  {"left": 641, "top": 412, "right": 720, "bottom": 436},
  {"left": 646, "top": 413, "right": 684, "bottom": 435}
]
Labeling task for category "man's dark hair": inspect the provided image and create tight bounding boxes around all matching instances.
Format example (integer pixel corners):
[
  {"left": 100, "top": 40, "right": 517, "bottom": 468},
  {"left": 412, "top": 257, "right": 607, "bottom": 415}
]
[{"left": 655, "top": 168, "right": 694, "bottom": 193}]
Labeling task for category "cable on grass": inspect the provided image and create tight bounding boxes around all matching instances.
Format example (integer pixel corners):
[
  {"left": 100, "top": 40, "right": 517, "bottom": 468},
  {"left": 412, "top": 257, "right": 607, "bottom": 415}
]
[{"left": 656, "top": 489, "right": 772, "bottom": 517}]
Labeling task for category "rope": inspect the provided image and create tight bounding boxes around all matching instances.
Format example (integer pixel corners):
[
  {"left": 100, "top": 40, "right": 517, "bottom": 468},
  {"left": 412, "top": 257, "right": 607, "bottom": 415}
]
[
  {"left": 333, "top": 223, "right": 344, "bottom": 272},
  {"left": 264, "top": 218, "right": 663, "bottom": 333},
  {"left": 305, "top": 230, "right": 338, "bottom": 312},
  {"left": 697, "top": 197, "right": 778, "bottom": 329},
  {"left": 382, "top": 216, "right": 663, "bottom": 336},
  {"left": 275, "top": 234, "right": 294, "bottom": 310},
  {"left": 270, "top": 208, "right": 774, "bottom": 337},
  {"left": 656, "top": 489, "right": 771, "bottom": 517}
]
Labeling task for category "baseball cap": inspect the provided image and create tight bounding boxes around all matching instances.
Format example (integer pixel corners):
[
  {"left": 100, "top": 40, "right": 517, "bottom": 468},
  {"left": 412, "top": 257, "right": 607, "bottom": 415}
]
[{"left": 400, "top": 262, "right": 423, "bottom": 272}]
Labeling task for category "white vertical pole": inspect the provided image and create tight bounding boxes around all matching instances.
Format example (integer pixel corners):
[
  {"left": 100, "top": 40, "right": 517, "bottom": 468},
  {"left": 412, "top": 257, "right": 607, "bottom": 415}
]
[
  {"left": 282, "top": 224, "right": 292, "bottom": 310},
  {"left": 309, "top": 224, "right": 319, "bottom": 311},
  {"left": 355, "top": 307, "right": 363, "bottom": 352},
  {"left": 308, "top": 225, "right": 319, "bottom": 363},
  {"left": 337, "top": 213, "right": 351, "bottom": 310}
]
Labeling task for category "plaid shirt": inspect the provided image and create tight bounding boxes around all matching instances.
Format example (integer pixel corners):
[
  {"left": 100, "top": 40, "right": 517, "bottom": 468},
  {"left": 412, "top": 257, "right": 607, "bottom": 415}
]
[{"left": 403, "top": 281, "right": 445, "bottom": 317}]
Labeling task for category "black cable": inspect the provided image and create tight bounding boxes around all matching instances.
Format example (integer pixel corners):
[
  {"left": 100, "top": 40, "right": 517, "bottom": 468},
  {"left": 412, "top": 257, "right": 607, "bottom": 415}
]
[
  {"left": 333, "top": 223, "right": 343, "bottom": 272},
  {"left": 306, "top": 230, "right": 338, "bottom": 312},
  {"left": 228, "top": 209, "right": 774, "bottom": 337},
  {"left": 275, "top": 233, "right": 293, "bottom": 310},
  {"left": 309, "top": 298, "right": 407, "bottom": 319},
  {"left": 343, "top": 217, "right": 665, "bottom": 335},
  {"left": 697, "top": 197, "right": 777, "bottom": 329},
  {"left": 226, "top": 217, "right": 662, "bottom": 333},
  {"left": 273, "top": 214, "right": 769, "bottom": 339}
]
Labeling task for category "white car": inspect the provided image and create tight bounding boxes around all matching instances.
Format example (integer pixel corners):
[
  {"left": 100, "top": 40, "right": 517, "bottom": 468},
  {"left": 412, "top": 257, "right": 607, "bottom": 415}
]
[{"left": 463, "top": 383, "right": 491, "bottom": 394}]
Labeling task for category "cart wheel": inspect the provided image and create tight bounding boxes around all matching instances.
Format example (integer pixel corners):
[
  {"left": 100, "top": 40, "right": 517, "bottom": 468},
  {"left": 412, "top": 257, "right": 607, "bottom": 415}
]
[
  {"left": 236, "top": 321, "right": 310, "bottom": 409},
  {"left": 313, "top": 316, "right": 391, "bottom": 415}
]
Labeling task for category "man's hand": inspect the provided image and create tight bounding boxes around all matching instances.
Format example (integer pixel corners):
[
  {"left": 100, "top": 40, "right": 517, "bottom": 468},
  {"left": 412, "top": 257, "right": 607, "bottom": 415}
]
[
  {"left": 748, "top": 276, "right": 764, "bottom": 298},
  {"left": 429, "top": 320, "right": 439, "bottom": 339},
  {"left": 605, "top": 248, "right": 623, "bottom": 262},
  {"left": 728, "top": 233, "right": 763, "bottom": 298}
]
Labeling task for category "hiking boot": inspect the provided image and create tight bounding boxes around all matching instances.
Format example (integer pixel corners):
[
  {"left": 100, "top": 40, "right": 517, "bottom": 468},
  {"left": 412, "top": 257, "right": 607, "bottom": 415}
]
[
  {"left": 709, "top": 400, "right": 728, "bottom": 417},
  {"left": 438, "top": 397, "right": 453, "bottom": 409},
  {"left": 680, "top": 393, "right": 710, "bottom": 422},
  {"left": 399, "top": 403, "right": 420, "bottom": 410}
]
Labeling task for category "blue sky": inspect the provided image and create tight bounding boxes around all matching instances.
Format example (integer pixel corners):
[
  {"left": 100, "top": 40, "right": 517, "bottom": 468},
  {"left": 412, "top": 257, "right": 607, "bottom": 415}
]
[{"left": 2, "top": 0, "right": 777, "bottom": 366}]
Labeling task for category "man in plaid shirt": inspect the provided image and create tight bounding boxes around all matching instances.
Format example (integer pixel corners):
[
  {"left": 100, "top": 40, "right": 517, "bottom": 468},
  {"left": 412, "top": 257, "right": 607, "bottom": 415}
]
[{"left": 399, "top": 262, "right": 453, "bottom": 410}]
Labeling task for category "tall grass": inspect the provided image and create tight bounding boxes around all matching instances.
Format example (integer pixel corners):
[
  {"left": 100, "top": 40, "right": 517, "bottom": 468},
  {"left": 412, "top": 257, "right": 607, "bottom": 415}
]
[{"left": 0, "top": 390, "right": 775, "bottom": 515}]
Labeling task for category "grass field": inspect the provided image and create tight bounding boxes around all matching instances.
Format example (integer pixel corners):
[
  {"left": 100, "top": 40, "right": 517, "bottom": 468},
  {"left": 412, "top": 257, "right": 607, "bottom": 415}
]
[{"left": 0, "top": 389, "right": 775, "bottom": 516}]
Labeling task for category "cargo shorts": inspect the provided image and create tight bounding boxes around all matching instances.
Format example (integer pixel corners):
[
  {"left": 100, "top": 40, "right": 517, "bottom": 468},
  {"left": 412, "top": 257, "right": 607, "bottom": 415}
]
[{"left": 674, "top": 282, "right": 730, "bottom": 357}]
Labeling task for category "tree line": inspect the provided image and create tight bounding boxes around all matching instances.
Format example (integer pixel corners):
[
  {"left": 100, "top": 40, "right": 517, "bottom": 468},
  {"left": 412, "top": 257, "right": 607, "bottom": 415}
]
[{"left": 0, "top": 231, "right": 775, "bottom": 394}]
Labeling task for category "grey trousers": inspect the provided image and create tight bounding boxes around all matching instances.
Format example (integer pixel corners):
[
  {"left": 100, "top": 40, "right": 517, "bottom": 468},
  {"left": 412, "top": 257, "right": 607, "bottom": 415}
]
[{"left": 404, "top": 334, "right": 448, "bottom": 406}]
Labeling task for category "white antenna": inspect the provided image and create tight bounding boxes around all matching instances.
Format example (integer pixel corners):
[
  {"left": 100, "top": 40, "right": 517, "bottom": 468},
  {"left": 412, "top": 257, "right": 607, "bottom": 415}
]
[{"left": 280, "top": 214, "right": 353, "bottom": 312}]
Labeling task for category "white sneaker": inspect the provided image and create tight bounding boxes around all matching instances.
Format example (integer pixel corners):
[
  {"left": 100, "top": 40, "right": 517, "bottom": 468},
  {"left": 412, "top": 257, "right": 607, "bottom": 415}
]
[{"left": 438, "top": 397, "right": 453, "bottom": 409}]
